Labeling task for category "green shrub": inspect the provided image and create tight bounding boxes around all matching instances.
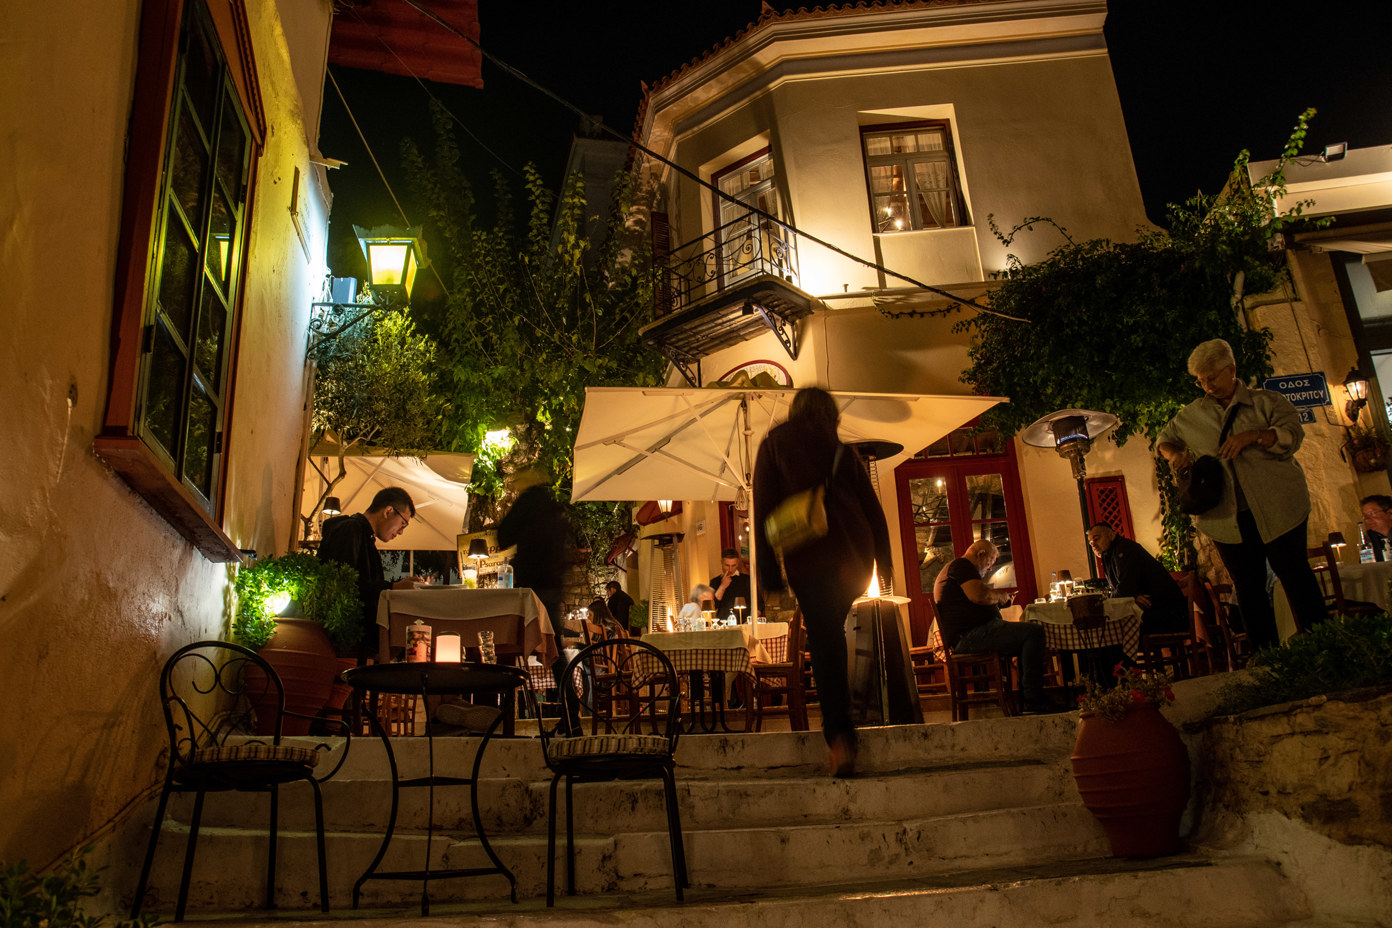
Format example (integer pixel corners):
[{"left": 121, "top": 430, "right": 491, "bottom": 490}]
[
  {"left": 0, "top": 846, "right": 155, "bottom": 928},
  {"left": 231, "top": 552, "right": 363, "bottom": 654},
  {"left": 1214, "top": 612, "right": 1392, "bottom": 715}
]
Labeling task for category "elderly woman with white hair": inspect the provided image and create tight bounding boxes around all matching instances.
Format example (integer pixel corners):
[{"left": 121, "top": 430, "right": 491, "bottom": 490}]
[{"left": 1156, "top": 338, "right": 1326, "bottom": 647}]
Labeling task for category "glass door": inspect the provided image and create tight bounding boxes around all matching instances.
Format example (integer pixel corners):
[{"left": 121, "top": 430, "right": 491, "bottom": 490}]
[{"left": 895, "top": 446, "right": 1035, "bottom": 643}]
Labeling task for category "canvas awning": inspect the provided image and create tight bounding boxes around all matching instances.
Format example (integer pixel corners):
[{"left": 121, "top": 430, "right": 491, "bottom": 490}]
[
  {"left": 303, "top": 450, "right": 475, "bottom": 551},
  {"left": 571, "top": 387, "right": 1003, "bottom": 504}
]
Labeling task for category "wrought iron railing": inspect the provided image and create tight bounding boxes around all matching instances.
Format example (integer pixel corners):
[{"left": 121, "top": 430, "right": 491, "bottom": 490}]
[{"left": 655, "top": 211, "right": 799, "bottom": 317}]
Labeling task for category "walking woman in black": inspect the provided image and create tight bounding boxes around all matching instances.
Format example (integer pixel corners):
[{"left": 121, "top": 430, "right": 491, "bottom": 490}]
[{"left": 754, "top": 388, "right": 894, "bottom": 777}]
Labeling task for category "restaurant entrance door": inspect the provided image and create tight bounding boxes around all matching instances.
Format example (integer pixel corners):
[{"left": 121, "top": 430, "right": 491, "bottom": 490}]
[{"left": 894, "top": 434, "right": 1035, "bottom": 644}]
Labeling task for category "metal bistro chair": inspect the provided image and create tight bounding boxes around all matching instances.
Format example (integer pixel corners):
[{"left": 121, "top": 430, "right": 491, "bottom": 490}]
[
  {"left": 131, "top": 641, "right": 350, "bottom": 921},
  {"left": 538, "top": 637, "right": 688, "bottom": 906}
]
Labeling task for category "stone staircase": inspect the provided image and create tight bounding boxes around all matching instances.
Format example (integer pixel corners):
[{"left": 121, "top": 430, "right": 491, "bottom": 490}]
[{"left": 119, "top": 713, "right": 1316, "bottom": 926}]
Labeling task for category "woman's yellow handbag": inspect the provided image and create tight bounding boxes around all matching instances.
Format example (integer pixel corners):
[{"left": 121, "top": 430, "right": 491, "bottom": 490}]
[{"left": 763, "top": 446, "right": 843, "bottom": 553}]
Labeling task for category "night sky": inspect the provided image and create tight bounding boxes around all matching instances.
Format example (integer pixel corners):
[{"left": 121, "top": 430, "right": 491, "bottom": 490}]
[{"left": 318, "top": 0, "right": 1392, "bottom": 279}]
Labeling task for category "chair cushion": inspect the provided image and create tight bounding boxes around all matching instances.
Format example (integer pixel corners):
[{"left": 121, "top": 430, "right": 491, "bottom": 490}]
[
  {"left": 547, "top": 733, "right": 670, "bottom": 761},
  {"left": 190, "top": 743, "right": 320, "bottom": 767}
]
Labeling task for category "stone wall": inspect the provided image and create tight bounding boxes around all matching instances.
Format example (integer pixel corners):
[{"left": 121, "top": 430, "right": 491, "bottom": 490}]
[{"left": 1189, "top": 687, "right": 1392, "bottom": 922}]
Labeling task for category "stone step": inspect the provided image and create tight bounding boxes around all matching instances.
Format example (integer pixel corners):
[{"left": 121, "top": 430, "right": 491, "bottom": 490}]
[
  {"left": 131, "top": 795, "right": 1108, "bottom": 912},
  {"left": 149, "top": 855, "right": 1310, "bottom": 928},
  {"left": 179, "top": 757, "right": 1076, "bottom": 835}
]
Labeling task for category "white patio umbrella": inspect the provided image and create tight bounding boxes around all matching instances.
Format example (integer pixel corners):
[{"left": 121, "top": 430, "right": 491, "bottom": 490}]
[
  {"left": 303, "top": 449, "right": 476, "bottom": 552},
  {"left": 571, "top": 386, "right": 1005, "bottom": 616}
]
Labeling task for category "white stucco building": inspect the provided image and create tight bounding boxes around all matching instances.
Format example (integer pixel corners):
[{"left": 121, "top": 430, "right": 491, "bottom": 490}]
[{"left": 620, "top": 0, "right": 1389, "bottom": 643}]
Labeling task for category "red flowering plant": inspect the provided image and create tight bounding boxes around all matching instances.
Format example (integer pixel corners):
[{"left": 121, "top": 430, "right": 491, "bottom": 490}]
[{"left": 1077, "top": 662, "right": 1176, "bottom": 722}]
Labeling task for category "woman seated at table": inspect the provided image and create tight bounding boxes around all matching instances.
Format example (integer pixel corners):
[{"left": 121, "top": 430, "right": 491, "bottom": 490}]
[
  {"left": 677, "top": 584, "right": 714, "bottom": 626},
  {"left": 587, "top": 598, "right": 626, "bottom": 640}
]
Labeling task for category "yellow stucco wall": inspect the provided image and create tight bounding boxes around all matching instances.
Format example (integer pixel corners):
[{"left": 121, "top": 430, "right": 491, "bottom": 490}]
[{"left": 0, "top": 0, "right": 333, "bottom": 869}]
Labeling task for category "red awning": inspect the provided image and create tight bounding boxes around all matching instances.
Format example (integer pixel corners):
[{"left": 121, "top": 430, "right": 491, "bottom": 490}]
[
  {"left": 605, "top": 532, "right": 637, "bottom": 570},
  {"left": 635, "top": 500, "right": 683, "bottom": 525},
  {"left": 329, "top": 0, "right": 483, "bottom": 88}
]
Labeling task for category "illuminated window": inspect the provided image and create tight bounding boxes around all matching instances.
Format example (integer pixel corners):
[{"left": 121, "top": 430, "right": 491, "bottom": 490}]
[
  {"left": 861, "top": 122, "right": 967, "bottom": 233},
  {"left": 97, "top": 0, "right": 259, "bottom": 561}
]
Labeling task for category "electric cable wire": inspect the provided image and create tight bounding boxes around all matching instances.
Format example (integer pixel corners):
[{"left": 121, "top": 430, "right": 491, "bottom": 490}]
[
  {"left": 399, "top": 0, "right": 1027, "bottom": 323},
  {"left": 326, "top": 66, "right": 452, "bottom": 298}
]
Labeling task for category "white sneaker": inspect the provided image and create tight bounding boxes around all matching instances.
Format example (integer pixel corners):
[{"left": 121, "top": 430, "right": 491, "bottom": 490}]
[{"left": 434, "top": 701, "right": 503, "bottom": 732}]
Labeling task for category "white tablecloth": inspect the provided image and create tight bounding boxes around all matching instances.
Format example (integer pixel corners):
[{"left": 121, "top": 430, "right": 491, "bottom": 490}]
[
  {"left": 1336, "top": 561, "right": 1392, "bottom": 608},
  {"left": 639, "top": 626, "right": 773, "bottom": 676},
  {"left": 376, "top": 587, "right": 556, "bottom": 664},
  {"left": 929, "top": 598, "right": 1142, "bottom": 656}
]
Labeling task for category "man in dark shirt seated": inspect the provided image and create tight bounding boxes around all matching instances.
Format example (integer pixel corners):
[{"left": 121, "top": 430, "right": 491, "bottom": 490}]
[
  {"left": 934, "top": 539, "right": 1067, "bottom": 715},
  {"left": 710, "top": 548, "right": 752, "bottom": 619},
  {"left": 1361, "top": 495, "right": 1392, "bottom": 561},
  {"left": 1086, "top": 523, "right": 1190, "bottom": 636}
]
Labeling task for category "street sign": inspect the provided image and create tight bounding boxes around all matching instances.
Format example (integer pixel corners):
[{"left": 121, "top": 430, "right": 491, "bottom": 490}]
[{"left": 1262, "top": 372, "right": 1331, "bottom": 411}]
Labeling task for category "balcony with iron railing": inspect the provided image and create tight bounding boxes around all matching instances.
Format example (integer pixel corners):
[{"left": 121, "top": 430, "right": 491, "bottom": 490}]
[{"left": 641, "top": 210, "right": 817, "bottom": 385}]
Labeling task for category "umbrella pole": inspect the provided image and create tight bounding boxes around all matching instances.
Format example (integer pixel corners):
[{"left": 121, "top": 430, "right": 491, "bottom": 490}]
[{"left": 741, "top": 396, "right": 759, "bottom": 623}]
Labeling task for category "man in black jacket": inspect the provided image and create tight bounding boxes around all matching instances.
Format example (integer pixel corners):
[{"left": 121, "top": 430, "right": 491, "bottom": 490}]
[
  {"left": 605, "top": 581, "right": 637, "bottom": 634},
  {"left": 498, "top": 466, "right": 580, "bottom": 735},
  {"left": 1086, "top": 523, "right": 1189, "bottom": 635},
  {"left": 318, "top": 486, "right": 421, "bottom": 660}
]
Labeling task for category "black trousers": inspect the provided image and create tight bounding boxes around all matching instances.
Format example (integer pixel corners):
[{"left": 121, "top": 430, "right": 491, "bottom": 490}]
[
  {"left": 790, "top": 574, "right": 860, "bottom": 747},
  {"left": 1212, "top": 512, "right": 1327, "bottom": 650}
]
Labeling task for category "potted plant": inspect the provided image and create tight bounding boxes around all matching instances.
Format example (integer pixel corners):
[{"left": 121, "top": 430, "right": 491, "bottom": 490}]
[
  {"left": 1070, "top": 664, "right": 1190, "bottom": 858},
  {"left": 232, "top": 552, "right": 362, "bottom": 734},
  {"left": 1342, "top": 423, "right": 1389, "bottom": 474}
]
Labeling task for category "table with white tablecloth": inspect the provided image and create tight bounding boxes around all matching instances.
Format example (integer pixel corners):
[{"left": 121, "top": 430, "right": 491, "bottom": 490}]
[
  {"left": 928, "top": 598, "right": 1142, "bottom": 657},
  {"left": 639, "top": 626, "right": 775, "bottom": 732},
  {"left": 375, "top": 587, "right": 557, "bottom": 665}
]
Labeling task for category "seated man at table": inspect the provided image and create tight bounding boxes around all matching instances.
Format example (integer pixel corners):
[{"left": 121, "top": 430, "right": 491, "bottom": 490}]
[
  {"left": 1086, "top": 523, "right": 1189, "bottom": 636},
  {"left": 934, "top": 540, "right": 1068, "bottom": 715},
  {"left": 1361, "top": 494, "right": 1392, "bottom": 561},
  {"left": 710, "top": 548, "right": 752, "bottom": 620}
]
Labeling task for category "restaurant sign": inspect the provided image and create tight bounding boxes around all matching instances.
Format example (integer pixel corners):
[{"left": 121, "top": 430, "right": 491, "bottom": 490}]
[{"left": 1261, "top": 372, "right": 1331, "bottom": 424}]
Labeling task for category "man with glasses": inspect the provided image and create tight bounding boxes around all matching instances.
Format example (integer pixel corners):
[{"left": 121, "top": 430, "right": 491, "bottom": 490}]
[
  {"left": 319, "top": 486, "right": 422, "bottom": 660},
  {"left": 1086, "top": 522, "right": 1188, "bottom": 636},
  {"left": 1361, "top": 494, "right": 1392, "bottom": 561}
]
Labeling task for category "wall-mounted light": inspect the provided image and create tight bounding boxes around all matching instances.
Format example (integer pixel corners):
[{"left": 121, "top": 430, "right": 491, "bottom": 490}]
[
  {"left": 1344, "top": 366, "right": 1370, "bottom": 425},
  {"left": 657, "top": 499, "right": 673, "bottom": 515},
  {"left": 353, "top": 224, "right": 422, "bottom": 301}
]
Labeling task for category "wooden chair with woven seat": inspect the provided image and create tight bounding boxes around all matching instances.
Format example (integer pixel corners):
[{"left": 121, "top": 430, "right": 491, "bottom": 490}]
[
  {"left": 1205, "top": 580, "right": 1255, "bottom": 668},
  {"left": 131, "top": 641, "right": 351, "bottom": 921},
  {"left": 539, "top": 637, "right": 687, "bottom": 906},
  {"left": 1308, "top": 543, "right": 1382, "bottom": 620},
  {"left": 1067, "top": 592, "right": 1110, "bottom": 682},
  {"left": 747, "top": 609, "right": 809, "bottom": 731},
  {"left": 1135, "top": 572, "right": 1201, "bottom": 681},
  {"left": 942, "top": 643, "right": 1018, "bottom": 720}
]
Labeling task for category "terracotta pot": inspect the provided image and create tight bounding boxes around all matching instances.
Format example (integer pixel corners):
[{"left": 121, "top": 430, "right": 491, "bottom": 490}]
[
  {"left": 242, "top": 618, "right": 337, "bottom": 736},
  {"left": 325, "top": 656, "right": 359, "bottom": 719},
  {"left": 1070, "top": 706, "right": 1190, "bottom": 857}
]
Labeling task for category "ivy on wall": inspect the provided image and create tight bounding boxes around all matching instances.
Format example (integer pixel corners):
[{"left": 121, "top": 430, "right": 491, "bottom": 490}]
[{"left": 956, "top": 110, "right": 1328, "bottom": 567}]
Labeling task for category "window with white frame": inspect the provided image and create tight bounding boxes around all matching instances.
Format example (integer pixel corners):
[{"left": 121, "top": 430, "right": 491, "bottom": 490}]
[{"left": 861, "top": 122, "right": 967, "bottom": 233}]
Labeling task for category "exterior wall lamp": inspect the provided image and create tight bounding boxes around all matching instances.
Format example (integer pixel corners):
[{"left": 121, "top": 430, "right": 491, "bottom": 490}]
[
  {"left": 354, "top": 224, "right": 422, "bottom": 301},
  {"left": 1344, "top": 366, "right": 1370, "bottom": 425}
]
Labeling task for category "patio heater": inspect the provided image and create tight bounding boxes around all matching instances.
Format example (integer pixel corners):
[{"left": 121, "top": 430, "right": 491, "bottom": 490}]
[
  {"left": 645, "top": 533, "right": 685, "bottom": 632},
  {"left": 1020, "top": 409, "right": 1119, "bottom": 580}
]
